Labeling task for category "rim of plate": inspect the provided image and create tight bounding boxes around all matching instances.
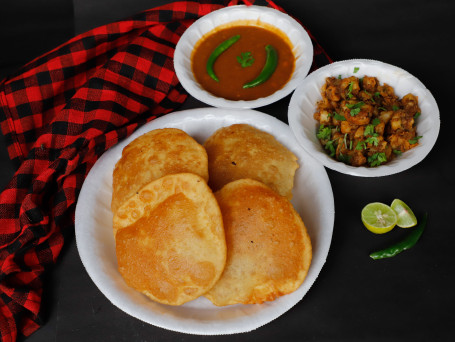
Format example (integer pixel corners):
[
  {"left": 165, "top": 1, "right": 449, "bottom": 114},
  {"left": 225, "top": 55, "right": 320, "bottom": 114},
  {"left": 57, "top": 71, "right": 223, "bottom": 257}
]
[
  {"left": 174, "top": 5, "right": 313, "bottom": 109},
  {"left": 288, "top": 58, "right": 440, "bottom": 177}
]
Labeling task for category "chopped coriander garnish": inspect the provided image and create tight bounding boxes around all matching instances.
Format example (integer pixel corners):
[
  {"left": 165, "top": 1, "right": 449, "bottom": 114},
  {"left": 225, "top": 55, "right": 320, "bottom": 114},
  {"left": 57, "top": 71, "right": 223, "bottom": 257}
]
[
  {"left": 414, "top": 112, "right": 421, "bottom": 119},
  {"left": 356, "top": 141, "right": 367, "bottom": 150},
  {"left": 236, "top": 52, "right": 254, "bottom": 67},
  {"left": 346, "top": 101, "right": 365, "bottom": 109},
  {"left": 338, "top": 75, "right": 342, "bottom": 79},
  {"left": 364, "top": 124, "right": 376, "bottom": 136},
  {"left": 333, "top": 113, "right": 346, "bottom": 121},
  {"left": 354, "top": 67, "right": 360, "bottom": 73},
  {"left": 392, "top": 105, "right": 400, "bottom": 111},
  {"left": 371, "top": 118, "right": 381, "bottom": 126},
  {"left": 346, "top": 101, "right": 364, "bottom": 116},
  {"left": 324, "top": 140, "right": 336, "bottom": 157},
  {"left": 378, "top": 107, "right": 387, "bottom": 111},
  {"left": 350, "top": 108, "right": 361, "bottom": 116},
  {"left": 374, "top": 92, "right": 381, "bottom": 97},
  {"left": 365, "top": 135, "right": 379, "bottom": 146},
  {"left": 393, "top": 149, "right": 402, "bottom": 155},
  {"left": 347, "top": 82, "right": 354, "bottom": 99},
  {"left": 338, "top": 153, "right": 351, "bottom": 164},
  {"left": 368, "top": 152, "right": 387, "bottom": 167},
  {"left": 317, "top": 125, "right": 332, "bottom": 140},
  {"left": 409, "top": 135, "right": 423, "bottom": 144}
]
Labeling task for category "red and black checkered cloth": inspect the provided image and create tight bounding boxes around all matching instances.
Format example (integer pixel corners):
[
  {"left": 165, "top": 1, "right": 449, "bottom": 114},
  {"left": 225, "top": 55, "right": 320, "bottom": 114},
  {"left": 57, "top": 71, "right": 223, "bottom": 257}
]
[{"left": 0, "top": 0, "right": 331, "bottom": 340}]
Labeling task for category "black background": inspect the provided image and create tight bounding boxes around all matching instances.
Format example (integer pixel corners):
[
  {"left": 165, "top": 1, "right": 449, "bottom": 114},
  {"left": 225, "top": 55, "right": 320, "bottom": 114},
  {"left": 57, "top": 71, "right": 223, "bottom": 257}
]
[{"left": 1, "top": 1, "right": 454, "bottom": 341}]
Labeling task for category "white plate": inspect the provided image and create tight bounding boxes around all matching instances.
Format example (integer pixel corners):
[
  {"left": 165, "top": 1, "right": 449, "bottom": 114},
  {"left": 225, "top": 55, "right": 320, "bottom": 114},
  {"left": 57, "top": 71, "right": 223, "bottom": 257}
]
[
  {"left": 75, "top": 108, "right": 334, "bottom": 335},
  {"left": 174, "top": 5, "right": 313, "bottom": 109},
  {"left": 288, "top": 59, "right": 440, "bottom": 177}
]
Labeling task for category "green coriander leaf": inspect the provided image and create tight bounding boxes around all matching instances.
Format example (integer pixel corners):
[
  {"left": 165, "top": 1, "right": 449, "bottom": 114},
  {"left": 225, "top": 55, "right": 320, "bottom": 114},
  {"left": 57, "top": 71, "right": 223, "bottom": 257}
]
[
  {"left": 350, "top": 108, "right": 361, "bottom": 116},
  {"left": 236, "top": 52, "right": 254, "bottom": 67},
  {"left": 374, "top": 92, "right": 381, "bottom": 97},
  {"left": 409, "top": 135, "right": 423, "bottom": 144},
  {"left": 338, "top": 153, "right": 351, "bottom": 164},
  {"left": 393, "top": 149, "right": 402, "bottom": 155},
  {"left": 346, "top": 101, "right": 365, "bottom": 109},
  {"left": 354, "top": 67, "right": 360, "bottom": 73},
  {"left": 356, "top": 141, "right": 367, "bottom": 150},
  {"left": 347, "top": 82, "right": 354, "bottom": 99},
  {"left": 333, "top": 113, "right": 346, "bottom": 121},
  {"left": 324, "top": 140, "right": 336, "bottom": 157},
  {"left": 368, "top": 152, "right": 387, "bottom": 167},
  {"left": 365, "top": 136, "right": 379, "bottom": 146},
  {"left": 347, "top": 101, "right": 365, "bottom": 116},
  {"left": 414, "top": 112, "right": 421, "bottom": 119},
  {"left": 317, "top": 125, "right": 332, "bottom": 140},
  {"left": 392, "top": 105, "right": 400, "bottom": 111},
  {"left": 371, "top": 118, "right": 381, "bottom": 126},
  {"left": 338, "top": 75, "right": 342, "bottom": 79},
  {"left": 378, "top": 107, "right": 387, "bottom": 111},
  {"left": 364, "top": 124, "right": 375, "bottom": 136}
]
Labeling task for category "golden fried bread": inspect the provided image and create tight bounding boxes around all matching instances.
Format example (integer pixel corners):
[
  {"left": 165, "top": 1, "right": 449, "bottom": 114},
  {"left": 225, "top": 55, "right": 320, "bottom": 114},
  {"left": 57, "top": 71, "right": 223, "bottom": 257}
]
[
  {"left": 114, "top": 173, "right": 226, "bottom": 306},
  {"left": 205, "top": 179, "right": 312, "bottom": 306},
  {"left": 111, "top": 128, "right": 208, "bottom": 214},
  {"left": 204, "top": 124, "right": 298, "bottom": 199}
]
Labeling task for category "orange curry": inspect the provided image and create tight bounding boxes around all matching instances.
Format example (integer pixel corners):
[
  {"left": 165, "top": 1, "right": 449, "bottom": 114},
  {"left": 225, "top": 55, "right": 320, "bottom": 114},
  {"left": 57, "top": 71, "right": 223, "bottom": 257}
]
[{"left": 191, "top": 22, "right": 295, "bottom": 101}]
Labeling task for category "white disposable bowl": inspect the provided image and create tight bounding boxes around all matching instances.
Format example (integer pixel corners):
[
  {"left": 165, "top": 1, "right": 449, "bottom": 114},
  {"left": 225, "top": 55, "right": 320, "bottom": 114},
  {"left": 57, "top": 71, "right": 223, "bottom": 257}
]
[
  {"left": 174, "top": 5, "right": 313, "bottom": 109},
  {"left": 288, "top": 59, "right": 440, "bottom": 177}
]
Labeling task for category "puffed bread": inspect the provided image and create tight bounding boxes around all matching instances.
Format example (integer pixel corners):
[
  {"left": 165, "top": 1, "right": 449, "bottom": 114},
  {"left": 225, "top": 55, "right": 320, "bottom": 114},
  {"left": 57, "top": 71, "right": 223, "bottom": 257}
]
[
  {"left": 204, "top": 124, "right": 298, "bottom": 199},
  {"left": 205, "top": 179, "right": 312, "bottom": 306},
  {"left": 111, "top": 128, "right": 208, "bottom": 214},
  {"left": 114, "top": 173, "right": 226, "bottom": 306}
]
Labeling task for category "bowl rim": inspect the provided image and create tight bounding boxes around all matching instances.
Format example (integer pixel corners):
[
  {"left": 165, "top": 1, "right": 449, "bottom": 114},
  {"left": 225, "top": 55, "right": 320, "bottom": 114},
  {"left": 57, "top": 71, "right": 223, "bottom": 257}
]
[
  {"left": 174, "top": 5, "right": 314, "bottom": 109},
  {"left": 288, "top": 58, "right": 441, "bottom": 177}
]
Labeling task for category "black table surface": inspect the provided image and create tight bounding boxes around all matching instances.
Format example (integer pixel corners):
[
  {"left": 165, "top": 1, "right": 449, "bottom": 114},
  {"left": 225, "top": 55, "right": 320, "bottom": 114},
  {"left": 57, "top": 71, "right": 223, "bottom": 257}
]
[{"left": 1, "top": 1, "right": 454, "bottom": 341}]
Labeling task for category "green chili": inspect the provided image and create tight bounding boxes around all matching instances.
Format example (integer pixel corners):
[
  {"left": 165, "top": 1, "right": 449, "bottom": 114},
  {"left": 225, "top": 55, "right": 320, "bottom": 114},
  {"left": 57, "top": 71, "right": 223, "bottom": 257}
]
[
  {"left": 369, "top": 213, "right": 427, "bottom": 260},
  {"left": 243, "top": 45, "right": 278, "bottom": 89},
  {"left": 206, "top": 34, "right": 241, "bottom": 82}
]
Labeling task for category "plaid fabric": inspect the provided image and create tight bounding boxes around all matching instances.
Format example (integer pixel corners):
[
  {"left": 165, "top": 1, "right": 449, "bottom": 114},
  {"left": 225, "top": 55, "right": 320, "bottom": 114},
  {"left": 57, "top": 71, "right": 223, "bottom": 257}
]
[{"left": 0, "top": 0, "right": 331, "bottom": 340}]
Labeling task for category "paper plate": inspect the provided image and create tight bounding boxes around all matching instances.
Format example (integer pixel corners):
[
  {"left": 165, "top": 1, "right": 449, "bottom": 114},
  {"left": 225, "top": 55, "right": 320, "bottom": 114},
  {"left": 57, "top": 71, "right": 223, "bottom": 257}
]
[
  {"left": 288, "top": 59, "right": 440, "bottom": 177},
  {"left": 75, "top": 108, "right": 334, "bottom": 335},
  {"left": 174, "top": 5, "right": 313, "bottom": 109}
]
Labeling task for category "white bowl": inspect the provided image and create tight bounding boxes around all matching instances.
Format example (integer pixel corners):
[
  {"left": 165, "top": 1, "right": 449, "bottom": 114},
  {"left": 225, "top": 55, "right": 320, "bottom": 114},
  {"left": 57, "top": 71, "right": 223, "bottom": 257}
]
[
  {"left": 288, "top": 59, "right": 440, "bottom": 177},
  {"left": 174, "top": 5, "right": 313, "bottom": 109}
]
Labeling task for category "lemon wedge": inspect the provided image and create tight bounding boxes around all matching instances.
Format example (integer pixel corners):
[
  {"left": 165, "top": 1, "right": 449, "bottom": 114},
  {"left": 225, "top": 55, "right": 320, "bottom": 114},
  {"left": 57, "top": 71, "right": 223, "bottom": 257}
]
[
  {"left": 391, "top": 199, "right": 418, "bottom": 228},
  {"left": 361, "top": 202, "right": 397, "bottom": 234}
]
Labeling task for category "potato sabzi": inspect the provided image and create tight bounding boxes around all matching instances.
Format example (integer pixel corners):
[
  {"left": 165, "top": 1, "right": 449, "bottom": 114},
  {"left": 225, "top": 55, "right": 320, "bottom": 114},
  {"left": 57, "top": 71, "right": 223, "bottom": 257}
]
[{"left": 313, "top": 75, "right": 422, "bottom": 167}]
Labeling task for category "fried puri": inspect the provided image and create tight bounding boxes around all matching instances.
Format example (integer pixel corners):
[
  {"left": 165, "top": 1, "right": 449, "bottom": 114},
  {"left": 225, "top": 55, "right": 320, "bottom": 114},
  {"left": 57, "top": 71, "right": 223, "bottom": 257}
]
[
  {"left": 203, "top": 124, "right": 298, "bottom": 199},
  {"left": 205, "top": 179, "right": 312, "bottom": 306},
  {"left": 114, "top": 173, "right": 226, "bottom": 306},
  {"left": 111, "top": 128, "right": 208, "bottom": 214}
]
